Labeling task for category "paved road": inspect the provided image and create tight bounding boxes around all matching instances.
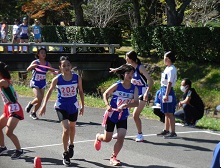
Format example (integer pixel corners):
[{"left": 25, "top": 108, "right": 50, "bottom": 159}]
[{"left": 0, "top": 96, "right": 220, "bottom": 168}]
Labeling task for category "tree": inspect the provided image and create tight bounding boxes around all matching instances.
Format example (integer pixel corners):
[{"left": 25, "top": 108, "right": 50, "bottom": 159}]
[
  {"left": 165, "top": 0, "right": 192, "bottom": 26},
  {"left": 84, "top": 0, "right": 128, "bottom": 28},
  {"left": 69, "top": 0, "right": 88, "bottom": 26},
  {"left": 128, "top": 0, "right": 165, "bottom": 28},
  {"left": 22, "top": 0, "right": 71, "bottom": 25},
  {"left": 183, "top": 0, "right": 220, "bottom": 27}
]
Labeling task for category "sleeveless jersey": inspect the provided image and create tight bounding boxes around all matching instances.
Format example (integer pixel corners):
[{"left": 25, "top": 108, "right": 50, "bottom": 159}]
[
  {"left": 0, "top": 84, "right": 17, "bottom": 104},
  {"left": 31, "top": 60, "right": 48, "bottom": 83},
  {"left": 108, "top": 82, "right": 135, "bottom": 123},
  {"left": 19, "top": 24, "right": 28, "bottom": 36},
  {"left": 131, "top": 65, "right": 148, "bottom": 96},
  {"left": 54, "top": 73, "right": 79, "bottom": 114}
]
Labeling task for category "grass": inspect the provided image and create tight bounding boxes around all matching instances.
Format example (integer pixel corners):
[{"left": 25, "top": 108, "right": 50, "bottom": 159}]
[{"left": 11, "top": 45, "right": 220, "bottom": 131}]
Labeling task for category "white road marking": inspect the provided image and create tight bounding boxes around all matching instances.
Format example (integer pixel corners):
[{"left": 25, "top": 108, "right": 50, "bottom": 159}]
[{"left": 19, "top": 130, "right": 219, "bottom": 150}]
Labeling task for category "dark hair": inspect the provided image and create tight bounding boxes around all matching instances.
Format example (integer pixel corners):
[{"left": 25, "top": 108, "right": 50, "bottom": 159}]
[
  {"left": 35, "top": 48, "right": 47, "bottom": 59},
  {"left": 165, "top": 51, "right": 176, "bottom": 63},
  {"left": 59, "top": 56, "right": 71, "bottom": 64},
  {"left": 116, "top": 64, "right": 135, "bottom": 80},
  {"left": 14, "top": 18, "right": 19, "bottom": 22},
  {"left": 183, "top": 78, "right": 192, "bottom": 88},
  {"left": 126, "top": 51, "right": 141, "bottom": 65},
  {"left": 0, "top": 62, "right": 11, "bottom": 79}
]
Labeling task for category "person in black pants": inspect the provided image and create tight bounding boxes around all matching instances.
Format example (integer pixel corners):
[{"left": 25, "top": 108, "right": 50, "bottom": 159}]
[
  {"left": 152, "top": 90, "right": 165, "bottom": 123},
  {"left": 174, "top": 78, "right": 204, "bottom": 126}
]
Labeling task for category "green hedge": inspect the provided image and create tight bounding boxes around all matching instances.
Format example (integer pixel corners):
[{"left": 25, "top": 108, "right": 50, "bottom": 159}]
[
  {"left": 7, "top": 25, "right": 122, "bottom": 53},
  {"left": 132, "top": 26, "right": 220, "bottom": 63}
]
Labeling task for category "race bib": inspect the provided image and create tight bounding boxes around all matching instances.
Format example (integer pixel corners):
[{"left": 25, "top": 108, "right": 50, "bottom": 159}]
[
  {"left": 162, "top": 95, "right": 173, "bottom": 103},
  {"left": 131, "top": 79, "right": 144, "bottom": 86},
  {"left": 58, "top": 85, "right": 77, "bottom": 98},
  {"left": 34, "top": 28, "right": 39, "bottom": 34},
  {"left": 116, "top": 97, "right": 131, "bottom": 108},
  {"left": 8, "top": 103, "right": 20, "bottom": 113},
  {"left": 35, "top": 74, "right": 46, "bottom": 81}
]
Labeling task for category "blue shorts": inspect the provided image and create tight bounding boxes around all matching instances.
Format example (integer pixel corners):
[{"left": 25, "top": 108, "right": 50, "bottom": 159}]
[
  {"left": 30, "top": 80, "right": 47, "bottom": 89},
  {"left": 160, "top": 86, "right": 176, "bottom": 113},
  {"left": 34, "top": 34, "right": 41, "bottom": 40},
  {"left": 137, "top": 86, "right": 147, "bottom": 96}
]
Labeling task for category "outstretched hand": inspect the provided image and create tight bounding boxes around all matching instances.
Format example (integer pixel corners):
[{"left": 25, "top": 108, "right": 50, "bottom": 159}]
[
  {"left": 39, "top": 106, "right": 46, "bottom": 117},
  {"left": 109, "top": 68, "right": 116, "bottom": 73}
]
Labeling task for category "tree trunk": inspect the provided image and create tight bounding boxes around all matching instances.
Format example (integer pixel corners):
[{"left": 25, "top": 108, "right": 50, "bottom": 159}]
[
  {"left": 132, "top": 0, "right": 141, "bottom": 27},
  {"left": 73, "top": 0, "right": 85, "bottom": 26},
  {"left": 165, "top": 0, "right": 191, "bottom": 26}
]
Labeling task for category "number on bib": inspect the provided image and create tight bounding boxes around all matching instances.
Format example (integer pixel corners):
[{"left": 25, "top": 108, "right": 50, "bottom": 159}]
[{"left": 8, "top": 103, "right": 20, "bottom": 113}]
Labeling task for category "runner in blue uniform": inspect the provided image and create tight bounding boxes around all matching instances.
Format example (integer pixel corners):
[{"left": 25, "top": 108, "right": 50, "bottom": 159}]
[
  {"left": 25, "top": 48, "right": 56, "bottom": 120},
  {"left": 39, "top": 56, "right": 84, "bottom": 166},
  {"left": 110, "top": 51, "right": 153, "bottom": 142},
  {"left": 94, "top": 64, "right": 139, "bottom": 166}
]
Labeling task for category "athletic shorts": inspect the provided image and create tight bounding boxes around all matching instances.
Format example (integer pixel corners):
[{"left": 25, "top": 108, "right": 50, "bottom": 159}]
[
  {"left": 56, "top": 109, "right": 78, "bottom": 122},
  {"left": 105, "top": 118, "right": 127, "bottom": 132},
  {"left": 20, "top": 34, "right": 29, "bottom": 40},
  {"left": 3, "top": 103, "right": 24, "bottom": 120},
  {"left": 137, "top": 86, "right": 147, "bottom": 96},
  {"left": 34, "top": 34, "right": 41, "bottom": 40},
  {"left": 30, "top": 80, "right": 47, "bottom": 89},
  {"left": 160, "top": 86, "right": 176, "bottom": 113}
]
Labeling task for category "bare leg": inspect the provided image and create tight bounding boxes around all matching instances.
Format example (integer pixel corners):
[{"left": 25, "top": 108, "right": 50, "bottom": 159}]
[
  {"left": 5, "top": 117, "right": 21, "bottom": 150},
  {"left": 61, "top": 120, "right": 70, "bottom": 152},
  {"left": 113, "top": 128, "right": 126, "bottom": 156},
  {"left": 32, "top": 88, "right": 44, "bottom": 113},
  {"left": 133, "top": 100, "right": 146, "bottom": 134},
  {"left": 167, "top": 113, "right": 175, "bottom": 132},
  {"left": 69, "top": 121, "right": 76, "bottom": 145},
  {"left": 0, "top": 115, "right": 7, "bottom": 147}
]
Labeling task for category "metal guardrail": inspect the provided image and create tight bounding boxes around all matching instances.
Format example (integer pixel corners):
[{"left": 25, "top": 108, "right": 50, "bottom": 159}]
[{"left": 0, "top": 42, "right": 120, "bottom": 54}]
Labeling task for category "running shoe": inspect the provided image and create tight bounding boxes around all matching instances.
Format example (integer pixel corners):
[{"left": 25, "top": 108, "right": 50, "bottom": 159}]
[
  {"left": 157, "top": 130, "right": 170, "bottom": 136},
  {"left": 110, "top": 156, "right": 121, "bottom": 166},
  {"left": 62, "top": 151, "right": 71, "bottom": 166},
  {"left": 0, "top": 146, "right": 7, "bottom": 155},
  {"left": 11, "top": 149, "right": 23, "bottom": 159},
  {"left": 68, "top": 144, "right": 74, "bottom": 158},
  {"left": 112, "top": 133, "right": 118, "bottom": 139},
  {"left": 135, "top": 134, "right": 144, "bottom": 142},
  {"left": 30, "top": 112, "right": 38, "bottom": 120},
  {"left": 94, "top": 133, "right": 101, "bottom": 151},
  {"left": 164, "top": 132, "right": 177, "bottom": 139},
  {"left": 25, "top": 102, "right": 33, "bottom": 113}
]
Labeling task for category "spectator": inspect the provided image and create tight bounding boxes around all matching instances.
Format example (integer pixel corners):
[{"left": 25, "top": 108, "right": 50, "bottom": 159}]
[
  {"left": 152, "top": 89, "right": 165, "bottom": 123},
  {"left": 19, "top": 17, "right": 29, "bottom": 52},
  {"left": 157, "top": 51, "right": 177, "bottom": 138},
  {"left": 31, "top": 19, "right": 42, "bottom": 43},
  {"left": 1, "top": 18, "right": 8, "bottom": 52},
  {"left": 12, "top": 19, "right": 20, "bottom": 53},
  {"left": 174, "top": 78, "right": 205, "bottom": 127}
]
